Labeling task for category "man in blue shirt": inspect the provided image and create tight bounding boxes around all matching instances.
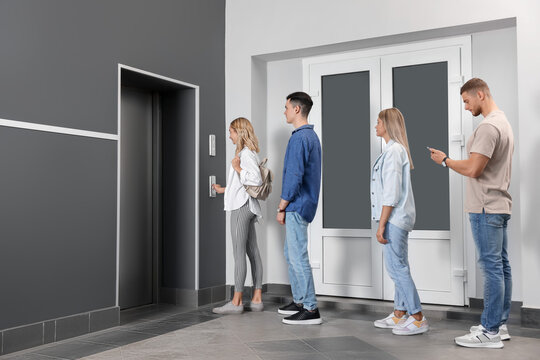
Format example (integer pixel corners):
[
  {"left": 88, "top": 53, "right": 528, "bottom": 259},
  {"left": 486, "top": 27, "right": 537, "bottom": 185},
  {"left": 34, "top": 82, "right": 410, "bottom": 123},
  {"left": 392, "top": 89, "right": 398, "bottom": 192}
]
[{"left": 276, "top": 92, "right": 322, "bottom": 325}]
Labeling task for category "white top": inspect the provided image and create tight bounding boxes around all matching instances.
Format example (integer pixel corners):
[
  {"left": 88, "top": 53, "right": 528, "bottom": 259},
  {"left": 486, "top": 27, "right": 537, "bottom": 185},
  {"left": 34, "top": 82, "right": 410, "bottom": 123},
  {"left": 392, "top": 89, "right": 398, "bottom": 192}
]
[{"left": 224, "top": 147, "right": 263, "bottom": 218}]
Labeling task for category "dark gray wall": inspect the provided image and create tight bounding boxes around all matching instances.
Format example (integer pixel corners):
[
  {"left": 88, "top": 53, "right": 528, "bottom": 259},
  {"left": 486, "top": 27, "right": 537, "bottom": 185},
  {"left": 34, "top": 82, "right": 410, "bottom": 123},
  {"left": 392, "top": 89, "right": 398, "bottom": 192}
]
[
  {"left": 0, "top": 0, "right": 225, "bottom": 329},
  {"left": 0, "top": 128, "right": 117, "bottom": 330}
]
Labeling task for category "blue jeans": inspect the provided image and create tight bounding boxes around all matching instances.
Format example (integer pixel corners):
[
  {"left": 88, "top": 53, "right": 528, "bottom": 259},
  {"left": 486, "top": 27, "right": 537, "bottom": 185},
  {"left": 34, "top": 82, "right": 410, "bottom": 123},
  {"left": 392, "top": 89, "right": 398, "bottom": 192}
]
[
  {"left": 383, "top": 222, "right": 422, "bottom": 315},
  {"left": 469, "top": 211, "right": 512, "bottom": 332},
  {"left": 284, "top": 212, "right": 317, "bottom": 311}
]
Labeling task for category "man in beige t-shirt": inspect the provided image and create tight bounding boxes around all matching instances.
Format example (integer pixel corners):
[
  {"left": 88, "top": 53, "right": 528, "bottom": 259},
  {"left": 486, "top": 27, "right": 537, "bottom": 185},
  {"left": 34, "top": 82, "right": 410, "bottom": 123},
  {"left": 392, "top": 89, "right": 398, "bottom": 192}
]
[{"left": 429, "top": 78, "right": 514, "bottom": 349}]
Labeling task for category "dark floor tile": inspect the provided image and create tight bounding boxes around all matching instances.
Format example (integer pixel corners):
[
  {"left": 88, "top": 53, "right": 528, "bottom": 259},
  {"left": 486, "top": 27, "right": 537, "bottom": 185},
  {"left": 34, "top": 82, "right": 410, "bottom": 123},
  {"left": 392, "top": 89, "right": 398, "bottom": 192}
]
[
  {"left": 162, "top": 312, "right": 218, "bottom": 324},
  {"left": 258, "top": 353, "right": 329, "bottom": 360},
  {"left": 303, "top": 336, "right": 381, "bottom": 353},
  {"left": 33, "top": 341, "right": 114, "bottom": 360},
  {"left": 0, "top": 354, "right": 66, "bottom": 360},
  {"left": 124, "top": 320, "right": 192, "bottom": 335},
  {"left": 79, "top": 329, "right": 155, "bottom": 346},
  {"left": 248, "top": 339, "right": 318, "bottom": 356},
  {"left": 325, "top": 350, "right": 398, "bottom": 360},
  {"left": 322, "top": 309, "right": 383, "bottom": 322},
  {"left": 426, "top": 318, "right": 473, "bottom": 331}
]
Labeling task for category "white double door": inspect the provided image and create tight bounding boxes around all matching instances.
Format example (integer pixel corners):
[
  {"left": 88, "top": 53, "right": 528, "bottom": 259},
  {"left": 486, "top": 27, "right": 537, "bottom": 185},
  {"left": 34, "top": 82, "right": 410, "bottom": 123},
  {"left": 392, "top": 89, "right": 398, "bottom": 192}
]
[{"left": 305, "top": 38, "right": 470, "bottom": 306}]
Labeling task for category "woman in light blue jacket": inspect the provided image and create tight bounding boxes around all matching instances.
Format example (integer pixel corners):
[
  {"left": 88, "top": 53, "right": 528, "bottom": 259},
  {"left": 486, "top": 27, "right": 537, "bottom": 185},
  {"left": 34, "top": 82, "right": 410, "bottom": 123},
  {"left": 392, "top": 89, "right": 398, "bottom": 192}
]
[{"left": 371, "top": 108, "right": 429, "bottom": 335}]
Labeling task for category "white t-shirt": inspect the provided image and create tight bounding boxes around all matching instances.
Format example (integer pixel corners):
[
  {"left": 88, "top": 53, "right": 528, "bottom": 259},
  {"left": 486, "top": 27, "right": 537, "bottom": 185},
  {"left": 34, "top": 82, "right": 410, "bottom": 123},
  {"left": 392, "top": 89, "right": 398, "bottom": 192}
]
[{"left": 224, "top": 147, "right": 263, "bottom": 218}]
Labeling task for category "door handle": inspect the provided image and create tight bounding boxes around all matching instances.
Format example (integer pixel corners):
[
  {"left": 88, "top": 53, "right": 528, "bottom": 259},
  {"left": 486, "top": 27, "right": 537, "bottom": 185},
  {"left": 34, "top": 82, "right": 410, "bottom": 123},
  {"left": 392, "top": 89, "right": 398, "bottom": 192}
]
[
  {"left": 453, "top": 269, "right": 468, "bottom": 282},
  {"left": 450, "top": 134, "right": 465, "bottom": 146}
]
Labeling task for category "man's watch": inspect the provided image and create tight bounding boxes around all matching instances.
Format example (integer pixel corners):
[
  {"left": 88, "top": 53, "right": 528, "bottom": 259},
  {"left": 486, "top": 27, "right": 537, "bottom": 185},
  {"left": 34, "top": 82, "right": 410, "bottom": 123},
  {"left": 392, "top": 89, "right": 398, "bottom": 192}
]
[
  {"left": 442, "top": 156, "right": 449, "bottom": 168},
  {"left": 277, "top": 208, "right": 285, "bottom": 213}
]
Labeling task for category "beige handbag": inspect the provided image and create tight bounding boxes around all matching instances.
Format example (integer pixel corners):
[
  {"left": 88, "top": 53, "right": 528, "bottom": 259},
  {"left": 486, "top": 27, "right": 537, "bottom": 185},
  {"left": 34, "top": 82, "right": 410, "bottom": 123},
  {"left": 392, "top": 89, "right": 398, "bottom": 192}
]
[{"left": 244, "top": 158, "right": 273, "bottom": 200}]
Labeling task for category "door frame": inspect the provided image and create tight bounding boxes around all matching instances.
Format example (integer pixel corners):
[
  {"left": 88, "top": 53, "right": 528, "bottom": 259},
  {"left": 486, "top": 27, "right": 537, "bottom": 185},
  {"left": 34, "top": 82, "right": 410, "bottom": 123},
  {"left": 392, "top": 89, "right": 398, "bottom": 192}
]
[
  {"left": 305, "top": 57, "right": 383, "bottom": 299},
  {"left": 303, "top": 36, "right": 473, "bottom": 305},
  {"left": 116, "top": 64, "right": 200, "bottom": 307},
  {"left": 380, "top": 46, "right": 466, "bottom": 305}
]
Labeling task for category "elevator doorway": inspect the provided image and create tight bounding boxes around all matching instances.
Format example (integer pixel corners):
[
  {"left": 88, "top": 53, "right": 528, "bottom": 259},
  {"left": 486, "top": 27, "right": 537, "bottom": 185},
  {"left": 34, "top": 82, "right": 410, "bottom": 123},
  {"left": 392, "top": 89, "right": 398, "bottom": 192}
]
[{"left": 118, "top": 65, "right": 199, "bottom": 310}]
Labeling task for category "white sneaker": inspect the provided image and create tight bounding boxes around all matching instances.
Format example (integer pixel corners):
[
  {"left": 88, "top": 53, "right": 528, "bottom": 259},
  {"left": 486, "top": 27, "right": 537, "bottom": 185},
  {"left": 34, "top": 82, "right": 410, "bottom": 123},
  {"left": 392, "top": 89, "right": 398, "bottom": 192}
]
[
  {"left": 470, "top": 324, "right": 510, "bottom": 341},
  {"left": 455, "top": 329, "right": 504, "bottom": 348},
  {"left": 212, "top": 301, "right": 244, "bottom": 315},
  {"left": 374, "top": 312, "right": 407, "bottom": 329},
  {"left": 392, "top": 316, "right": 429, "bottom": 335}
]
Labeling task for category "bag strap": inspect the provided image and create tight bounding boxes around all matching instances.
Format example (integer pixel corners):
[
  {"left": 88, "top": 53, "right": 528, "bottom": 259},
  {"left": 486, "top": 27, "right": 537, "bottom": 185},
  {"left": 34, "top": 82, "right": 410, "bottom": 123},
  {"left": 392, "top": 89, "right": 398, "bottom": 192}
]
[{"left": 259, "top": 157, "right": 268, "bottom": 166}]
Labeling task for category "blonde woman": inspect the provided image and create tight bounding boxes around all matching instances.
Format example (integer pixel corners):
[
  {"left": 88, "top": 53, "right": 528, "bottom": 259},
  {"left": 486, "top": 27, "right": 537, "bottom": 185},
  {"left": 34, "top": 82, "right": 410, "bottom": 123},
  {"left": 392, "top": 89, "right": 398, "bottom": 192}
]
[
  {"left": 371, "top": 108, "right": 429, "bottom": 335},
  {"left": 212, "top": 117, "right": 264, "bottom": 314}
]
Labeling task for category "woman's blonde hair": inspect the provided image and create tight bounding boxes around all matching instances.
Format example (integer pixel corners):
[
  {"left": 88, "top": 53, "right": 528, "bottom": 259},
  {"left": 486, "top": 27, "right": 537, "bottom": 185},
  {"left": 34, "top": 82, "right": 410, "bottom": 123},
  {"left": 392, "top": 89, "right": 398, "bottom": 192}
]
[
  {"left": 378, "top": 108, "right": 414, "bottom": 169},
  {"left": 230, "top": 117, "right": 260, "bottom": 154}
]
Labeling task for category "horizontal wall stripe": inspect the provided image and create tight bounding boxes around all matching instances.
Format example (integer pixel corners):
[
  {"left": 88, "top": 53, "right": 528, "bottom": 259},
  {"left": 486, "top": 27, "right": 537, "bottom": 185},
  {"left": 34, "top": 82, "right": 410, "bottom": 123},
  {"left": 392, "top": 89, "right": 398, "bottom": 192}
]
[{"left": 0, "top": 118, "right": 118, "bottom": 141}]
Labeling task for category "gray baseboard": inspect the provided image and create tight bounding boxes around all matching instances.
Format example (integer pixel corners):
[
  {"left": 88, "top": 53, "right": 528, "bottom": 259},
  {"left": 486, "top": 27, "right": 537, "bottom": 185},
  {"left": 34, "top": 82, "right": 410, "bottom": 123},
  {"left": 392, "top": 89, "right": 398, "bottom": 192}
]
[
  {"left": 469, "top": 297, "right": 522, "bottom": 315},
  {"left": 225, "top": 283, "right": 294, "bottom": 300},
  {"left": 0, "top": 306, "right": 119, "bottom": 356},
  {"left": 521, "top": 307, "right": 540, "bottom": 328},
  {"left": 265, "top": 283, "right": 292, "bottom": 295},
  {"left": 160, "top": 285, "right": 226, "bottom": 307},
  {"left": 469, "top": 297, "right": 540, "bottom": 328}
]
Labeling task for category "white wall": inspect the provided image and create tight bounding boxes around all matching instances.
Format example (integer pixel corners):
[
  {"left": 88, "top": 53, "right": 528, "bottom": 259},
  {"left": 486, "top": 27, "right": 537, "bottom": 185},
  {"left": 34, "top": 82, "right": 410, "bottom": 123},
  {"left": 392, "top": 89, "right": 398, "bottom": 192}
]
[
  {"left": 471, "top": 27, "right": 521, "bottom": 300},
  {"left": 264, "top": 59, "right": 303, "bottom": 284},
  {"left": 226, "top": 0, "right": 540, "bottom": 308}
]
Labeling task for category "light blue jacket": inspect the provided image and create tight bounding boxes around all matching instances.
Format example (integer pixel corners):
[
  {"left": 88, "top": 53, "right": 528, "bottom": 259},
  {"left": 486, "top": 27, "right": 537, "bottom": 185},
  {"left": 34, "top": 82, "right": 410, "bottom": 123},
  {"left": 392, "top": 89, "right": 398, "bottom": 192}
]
[{"left": 370, "top": 140, "right": 416, "bottom": 232}]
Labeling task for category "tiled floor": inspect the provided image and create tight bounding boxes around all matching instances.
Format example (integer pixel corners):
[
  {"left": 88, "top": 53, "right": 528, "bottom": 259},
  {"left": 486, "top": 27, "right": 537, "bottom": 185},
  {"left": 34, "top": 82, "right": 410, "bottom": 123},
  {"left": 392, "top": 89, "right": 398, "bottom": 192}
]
[{"left": 2, "top": 302, "right": 540, "bottom": 360}]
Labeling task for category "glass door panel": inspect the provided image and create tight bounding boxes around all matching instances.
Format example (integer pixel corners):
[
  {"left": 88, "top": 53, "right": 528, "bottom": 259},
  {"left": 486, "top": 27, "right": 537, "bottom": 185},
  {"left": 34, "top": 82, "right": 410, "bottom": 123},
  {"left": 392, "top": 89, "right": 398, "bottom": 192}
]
[
  {"left": 392, "top": 62, "right": 450, "bottom": 230},
  {"left": 322, "top": 71, "right": 371, "bottom": 230}
]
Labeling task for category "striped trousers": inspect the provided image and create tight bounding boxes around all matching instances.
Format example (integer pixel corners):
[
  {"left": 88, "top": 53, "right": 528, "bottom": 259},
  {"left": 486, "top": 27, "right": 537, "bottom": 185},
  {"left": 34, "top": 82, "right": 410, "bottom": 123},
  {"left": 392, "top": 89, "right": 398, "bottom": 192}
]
[{"left": 231, "top": 202, "right": 263, "bottom": 292}]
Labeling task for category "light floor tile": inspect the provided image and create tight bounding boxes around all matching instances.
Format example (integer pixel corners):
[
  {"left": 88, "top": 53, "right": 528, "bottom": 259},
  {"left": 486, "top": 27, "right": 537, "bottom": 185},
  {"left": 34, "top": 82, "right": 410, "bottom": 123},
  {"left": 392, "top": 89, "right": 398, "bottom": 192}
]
[{"left": 12, "top": 304, "right": 537, "bottom": 360}]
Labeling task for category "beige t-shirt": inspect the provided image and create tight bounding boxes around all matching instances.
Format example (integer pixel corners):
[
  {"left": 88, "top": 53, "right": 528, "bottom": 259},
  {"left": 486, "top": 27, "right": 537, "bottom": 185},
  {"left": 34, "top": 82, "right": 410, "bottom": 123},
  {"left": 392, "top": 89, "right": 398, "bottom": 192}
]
[{"left": 465, "top": 110, "right": 514, "bottom": 214}]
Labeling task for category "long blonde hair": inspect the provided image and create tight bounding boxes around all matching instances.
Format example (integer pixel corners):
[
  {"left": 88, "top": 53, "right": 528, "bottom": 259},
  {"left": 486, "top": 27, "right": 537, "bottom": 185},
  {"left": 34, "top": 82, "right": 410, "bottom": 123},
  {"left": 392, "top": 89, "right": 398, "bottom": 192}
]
[
  {"left": 379, "top": 108, "right": 414, "bottom": 169},
  {"left": 230, "top": 117, "right": 260, "bottom": 155}
]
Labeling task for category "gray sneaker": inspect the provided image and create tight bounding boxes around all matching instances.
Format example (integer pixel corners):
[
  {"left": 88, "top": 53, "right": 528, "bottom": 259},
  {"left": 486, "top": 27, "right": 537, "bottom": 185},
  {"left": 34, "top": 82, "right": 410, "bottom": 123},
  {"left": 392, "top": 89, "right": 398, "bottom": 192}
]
[
  {"left": 455, "top": 329, "right": 504, "bottom": 348},
  {"left": 249, "top": 301, "right": 264, "bottom": 312},
  {"left": 470, "top": 324, "right": 510, "bottom": 341},
  {"left": 212, "top": 301, "right": 244, "bottom": 315}
]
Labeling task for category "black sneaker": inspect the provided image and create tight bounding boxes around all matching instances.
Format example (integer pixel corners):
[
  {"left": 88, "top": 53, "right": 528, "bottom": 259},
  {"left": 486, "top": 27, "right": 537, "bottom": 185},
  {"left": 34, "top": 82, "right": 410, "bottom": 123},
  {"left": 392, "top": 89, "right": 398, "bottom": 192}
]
[
  {"left": 278, "top": 301, "right": 303, "bottom": 315},
  {"left": 282, "top": 308, "right": 322, "bottom": 325}
]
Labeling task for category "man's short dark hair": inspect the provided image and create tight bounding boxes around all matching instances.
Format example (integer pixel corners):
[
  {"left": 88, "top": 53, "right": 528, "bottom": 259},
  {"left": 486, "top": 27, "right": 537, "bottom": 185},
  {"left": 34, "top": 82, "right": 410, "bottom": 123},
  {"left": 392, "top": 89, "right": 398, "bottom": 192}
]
[
  {"left": 460, "top": 78, "right": 491, "bottom": 97},
  {"left": 287, "top": 92, "right": 313, "bottom": 117}
]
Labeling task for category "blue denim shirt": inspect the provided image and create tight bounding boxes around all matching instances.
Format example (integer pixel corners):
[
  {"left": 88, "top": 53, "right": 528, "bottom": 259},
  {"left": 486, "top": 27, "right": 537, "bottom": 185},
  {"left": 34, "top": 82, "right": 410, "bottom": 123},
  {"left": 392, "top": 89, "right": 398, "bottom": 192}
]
[
  {"left": 281, "top": 124, "right": 321, "bottom": 223},
  {"left": 371, "top": 140, "right": 416, "bottom": 232}
]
